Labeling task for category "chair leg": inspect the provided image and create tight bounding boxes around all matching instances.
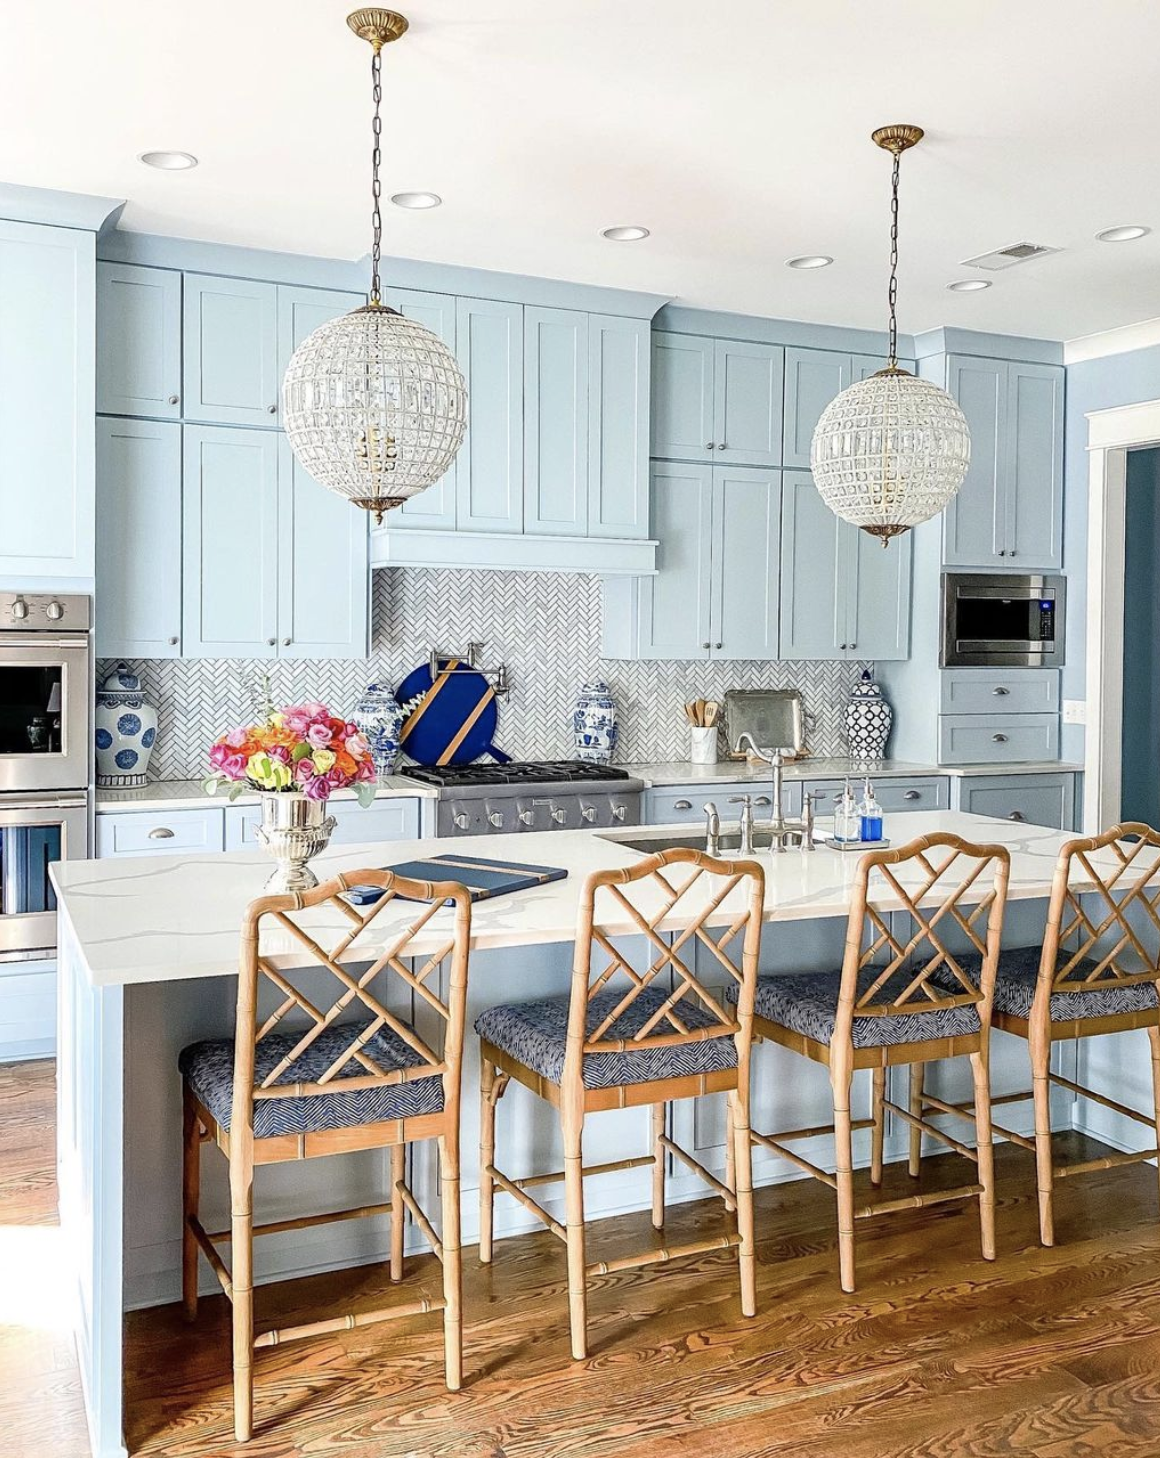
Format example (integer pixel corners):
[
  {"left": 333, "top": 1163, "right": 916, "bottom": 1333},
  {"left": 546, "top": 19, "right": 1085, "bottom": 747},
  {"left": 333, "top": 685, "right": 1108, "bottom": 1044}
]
[
  {"left": 479, "top": 1057, "right": 499, "bottom": 1265},
  {"left": 651, "top": 1102, "right": 666, "bottom": 1230},
  {"left": 181, "top": 1084, "right": 200, "bottom": 1323},
  {"left": 729, "top": 1090, "right": 757, "bottom": 1318},
  {"left": 1030, "top": 1021, "right": 1055, "bottom": 1247},
  {"left": 562, "top": 1103, "right": 588, "bottom": 1360},
  {"left": 870, "top": 1066, "right": 886, "bottom": 1189},
  {"left": 907, "top": 1062, "right": 925, "bottom": 1178},
  {"left": 230, "top": 1164, "right": 255, "bottom": 1442},
  {"left": 971, "top": 1047, "right": 996, "bottom": 1261},
  {"left": 390, "top": 1143, "right": 406, "bottom": 1283},
  {"left": 439, "top": 1131, "right": 463, "bottom": 1391},
  {"left": 724, "top": 1101, "right": 736, "bottom": 1201},
  {"left": 832, "top": 1063, "right": 857, "bottom": 1294},
  {"left": 1148, "top": 1025, "right": 1160, "bottom": 1219}
]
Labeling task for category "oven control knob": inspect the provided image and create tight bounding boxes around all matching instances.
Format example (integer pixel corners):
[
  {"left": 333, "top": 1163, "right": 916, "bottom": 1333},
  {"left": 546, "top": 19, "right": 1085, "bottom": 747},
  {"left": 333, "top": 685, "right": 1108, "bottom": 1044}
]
[
  {"left": 453, "top": 812, "right": 471, "bottom": 831},
  {"left": 550, "top": 806, "right": 567, "bottom": 824},
  {"left": 45, "top": 600, "right": 63, "bottom": 621},
  {"left": 487, "top": 811, "right": 504, "bottom": 829},
  {"left": 581, "top": 805, "right": 597, "bottom": 823},
  {"left": 611, "top": 804, "right": 627, "bottom": 822},
  {"left": 11, "top": 597, "right": 28, "bottom": 620},
  {"left": 518, "top": 809, "right": 534, "bottom": 826}
]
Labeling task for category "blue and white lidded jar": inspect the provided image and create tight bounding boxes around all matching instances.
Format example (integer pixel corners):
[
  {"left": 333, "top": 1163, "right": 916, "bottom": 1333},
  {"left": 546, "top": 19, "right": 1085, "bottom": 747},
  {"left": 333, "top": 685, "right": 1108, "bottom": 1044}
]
[
  {"left": 844, "top": 668, "right": 893, "bottom": 761},
  {"left": 353, "top": 682, "right": 405, "bottom": 779},
  {"left": 95, "top": 664, "right": 158, "bottom": 787},
  {"left": 573, "top": 681, "right": 618, "bottom": 765}
]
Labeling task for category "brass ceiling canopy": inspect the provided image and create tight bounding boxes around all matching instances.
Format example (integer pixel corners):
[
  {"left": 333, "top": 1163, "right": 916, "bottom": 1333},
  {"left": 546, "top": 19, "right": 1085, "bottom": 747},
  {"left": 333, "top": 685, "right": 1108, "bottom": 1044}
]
[
  {"left": 871, "top": 124, "right": 925, "bottom": 157},
  {"left": 346, "top": 8, "right": 409, "bottom": 50}
]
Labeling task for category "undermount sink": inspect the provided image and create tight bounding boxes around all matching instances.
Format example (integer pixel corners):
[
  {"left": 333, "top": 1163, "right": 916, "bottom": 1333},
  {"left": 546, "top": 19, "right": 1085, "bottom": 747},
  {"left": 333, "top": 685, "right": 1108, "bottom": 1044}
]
[{"left": 599, "top": 830, "right": 781, "bottom": 855}]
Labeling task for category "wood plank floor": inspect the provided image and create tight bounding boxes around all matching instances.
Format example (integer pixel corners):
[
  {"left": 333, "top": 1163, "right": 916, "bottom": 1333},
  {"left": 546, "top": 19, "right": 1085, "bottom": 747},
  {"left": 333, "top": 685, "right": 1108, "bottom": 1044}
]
[{"left": 7, "top": 1059, "right": 1160, "bottom": 1457}]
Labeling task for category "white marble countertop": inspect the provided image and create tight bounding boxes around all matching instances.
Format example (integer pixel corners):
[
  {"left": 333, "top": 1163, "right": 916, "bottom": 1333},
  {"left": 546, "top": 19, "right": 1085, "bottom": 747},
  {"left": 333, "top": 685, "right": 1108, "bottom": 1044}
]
[
  {"left": 95, "top": 776, "right": 438, "bottom": 812},
  {"left": 53, "top": 811, "right": 1093, "bottom": 990},
  {"left": 620, "top": 758, "right": 1085, "bottom": 787}
]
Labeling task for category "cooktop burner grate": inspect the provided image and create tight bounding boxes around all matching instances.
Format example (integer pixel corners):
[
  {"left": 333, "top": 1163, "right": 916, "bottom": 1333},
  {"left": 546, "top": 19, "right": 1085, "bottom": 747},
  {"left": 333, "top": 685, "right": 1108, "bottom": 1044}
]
[{"left": 404, "top": 760, "right": 631, "bottom": 789}]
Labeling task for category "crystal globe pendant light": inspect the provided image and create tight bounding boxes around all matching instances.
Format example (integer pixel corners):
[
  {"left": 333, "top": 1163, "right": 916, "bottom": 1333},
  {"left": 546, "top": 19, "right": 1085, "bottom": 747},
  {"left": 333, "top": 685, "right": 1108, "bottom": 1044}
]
[
  {"left": 810, "top": 126, "right": 970, "bottom": 544},
  {"left": 282, "top": 10, "right": 467, "bottom": 525}
]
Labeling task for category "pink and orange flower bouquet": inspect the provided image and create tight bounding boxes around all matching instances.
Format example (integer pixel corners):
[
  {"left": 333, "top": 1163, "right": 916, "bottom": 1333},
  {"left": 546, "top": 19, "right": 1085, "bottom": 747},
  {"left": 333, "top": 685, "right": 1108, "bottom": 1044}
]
[{"left": 204, "top": 701, "right": 377, "bottom": 806}]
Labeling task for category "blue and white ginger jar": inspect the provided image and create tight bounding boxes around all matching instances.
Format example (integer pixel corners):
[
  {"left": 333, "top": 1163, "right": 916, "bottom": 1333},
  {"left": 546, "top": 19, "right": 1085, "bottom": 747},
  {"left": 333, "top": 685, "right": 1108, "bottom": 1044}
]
[
  {"left": 844, "top": 668, "right": 893, "bottom": 761},
  {"left": 95, "top": 664, "right": 157, "bottom": 787},
  {"left": 353, "top": 682, "right": 405, "bottom": 779},
  {"left": 573, "top": 681, "right": 618, "bottom": 765}
]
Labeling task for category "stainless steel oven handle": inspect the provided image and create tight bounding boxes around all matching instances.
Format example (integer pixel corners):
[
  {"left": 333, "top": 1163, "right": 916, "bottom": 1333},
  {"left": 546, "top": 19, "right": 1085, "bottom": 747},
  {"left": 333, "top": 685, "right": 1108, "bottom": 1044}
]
[
  {"left": 0, "top": 792, "right": 87, "bottom": 810},
  {"left": 0, "top": 636, "right": 89, "bottom": 650}
]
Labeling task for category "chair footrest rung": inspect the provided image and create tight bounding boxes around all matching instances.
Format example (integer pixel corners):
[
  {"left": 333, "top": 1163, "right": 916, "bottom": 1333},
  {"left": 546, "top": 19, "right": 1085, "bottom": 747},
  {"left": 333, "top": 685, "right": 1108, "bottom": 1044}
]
[
  {"left": 750, "top": 1128, "right": 837, "bottom": 1189},
  {"left": 658, "top": 1134, "right": 736, "bottom": 1210},
  {"left": 396, "top": 1180, "right": 443, "bottom": 1262},
  {"left": 1048, "top": 1071, "right": 1159, "bottom": 1130},
  {"left": 254, "top": 1293, "right": 447, "bottom": 1348},
  {"left": 855, "top": 1183, "right": 984, "bottom": 1219},
  {"left": 883, "top": 1100, "right": 977, "bottom": 1162},
  {"left": 208, "top": 1201, "right": 393, "bottom": 1244},
  {"left": 1055, "top": 1148, "right": 1160, "bottom": 1179},
  {"left": 516, "top": 1155, "right": 655, "bottom": 1190},
  {"left": 188, "top": 1216, "right": 233, "bottom": 1301},
  {"left": 917, "top": 1093, "right": 1035, "bottom": 1152},
  {"left": 586, "top": 1233, "right": 740, "bottom": 1277},
  {"left": 488, "top": 1164, "right": 566, "bottom": 1241}
]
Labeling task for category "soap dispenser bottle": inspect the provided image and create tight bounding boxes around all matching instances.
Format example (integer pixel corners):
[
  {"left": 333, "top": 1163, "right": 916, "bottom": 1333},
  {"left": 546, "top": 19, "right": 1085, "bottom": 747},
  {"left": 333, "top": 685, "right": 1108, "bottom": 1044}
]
[
  {"left": 834, "top": 780, "right": 860, "bottom": 843},
  {"left": 859, "top": 778, "right": 884, "bottom": 843}
]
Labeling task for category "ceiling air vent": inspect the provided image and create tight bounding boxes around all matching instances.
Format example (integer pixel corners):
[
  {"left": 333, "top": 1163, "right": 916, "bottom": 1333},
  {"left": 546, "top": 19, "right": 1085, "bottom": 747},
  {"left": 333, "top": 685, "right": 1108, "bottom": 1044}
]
[{"left": 960, "top": 241, "right": 1062, "bottom": 271}]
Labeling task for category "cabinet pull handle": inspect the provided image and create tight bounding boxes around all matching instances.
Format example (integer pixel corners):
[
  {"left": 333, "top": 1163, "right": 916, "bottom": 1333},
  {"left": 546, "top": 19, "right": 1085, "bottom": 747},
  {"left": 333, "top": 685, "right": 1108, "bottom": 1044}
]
[
  {"left": 168, "top": 394, "right": 180, "bottom": 405},
  {"left": 148, "top": 827, "right": 175, "bottom": 840},
  {"left": 839, "top": 642, "right": 848, "bottom": 650},
  {"left": 718, "top": 442, "right": 727, "bottom": 450},
  {"left": 998, "top": 548, "right": 1007, "bottom": 557},
  {"left": 992, "top": 686, "right": 1010, "bottom": 696},
  {"left": 849, "top": 642, "right": 857, "bottom": 651},
  {"left": 753, "top": 796, "right": 772, "bottom": 806},
  {"left": 715, "top": 641, "right": 723, "bottom": 650},
  {"left": 1008, "top": 810, "right": 1026, "bottom": 822},
  {"left": 266, "top": 637, "right": 276, "bottom": 647},
  {"left": 992, "top": 733, "right": 1008, "bottom": 743},
  {"left": 267, "top": 404, "right": 278, "bottom": 415},
  {"left": 168, "top": 636, "right": 178, "bottom": 646},
  {"left": 282, "top": 638, "right": 291, "bottom": 647},
  {"left": 702, "top": 641, "right": 711, "bottom": 649},
  {"left": 673, "top": 799, "right": 693, "bottom": 811},
  {"left": 904, "top": 790, "right": 921, "bottom": 801},
  {"left": 706, "top": 442, "right": 715, "bottom": 450}
]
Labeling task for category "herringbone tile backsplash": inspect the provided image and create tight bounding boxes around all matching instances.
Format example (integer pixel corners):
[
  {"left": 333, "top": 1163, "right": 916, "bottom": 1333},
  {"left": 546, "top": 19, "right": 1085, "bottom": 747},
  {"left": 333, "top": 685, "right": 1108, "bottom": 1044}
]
[{"left": 100, "top": 569, "right": 866, "bottom": 780}]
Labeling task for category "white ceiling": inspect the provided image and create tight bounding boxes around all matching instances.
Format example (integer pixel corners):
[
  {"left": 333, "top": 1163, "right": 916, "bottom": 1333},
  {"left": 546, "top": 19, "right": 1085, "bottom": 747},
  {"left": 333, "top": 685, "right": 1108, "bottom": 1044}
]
[{"left": 6, "top": 1, "right": 1160, "bottom": 341}]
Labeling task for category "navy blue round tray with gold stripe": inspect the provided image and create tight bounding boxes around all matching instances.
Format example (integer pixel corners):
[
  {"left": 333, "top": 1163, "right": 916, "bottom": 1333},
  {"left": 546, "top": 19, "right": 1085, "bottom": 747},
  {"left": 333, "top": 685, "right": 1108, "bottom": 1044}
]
[{"left": 396, "top": 657, "right": 510, "bottom": 766}]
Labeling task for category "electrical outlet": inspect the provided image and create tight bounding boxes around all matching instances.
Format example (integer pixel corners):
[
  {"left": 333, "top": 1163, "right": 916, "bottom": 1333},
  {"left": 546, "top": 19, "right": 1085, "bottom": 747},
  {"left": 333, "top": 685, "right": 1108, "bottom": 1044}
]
[{"left": 1063, "top": 699, "right": 1086, "bottom": 725}]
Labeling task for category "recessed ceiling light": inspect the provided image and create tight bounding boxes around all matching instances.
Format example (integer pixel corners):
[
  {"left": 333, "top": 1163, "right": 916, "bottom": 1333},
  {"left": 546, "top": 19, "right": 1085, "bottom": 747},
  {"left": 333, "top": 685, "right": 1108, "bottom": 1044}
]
[
  {"left": 601, "top": 225, "right": 650, "bottom": 241},
  {"left": 785, "top": 255, "right": 833, "bottom": 270},
  {"left": 390, "top": 191, "right": 442, "bottom": 210},
  {"left": 947, "top": 279, "right": 992, "bottom": 292},
  {"left": 138, "top": 150, "right": 198, "bottom": 171},
  {"left": 1096, "top": 224, "right": 1150, "bottom": 243}
]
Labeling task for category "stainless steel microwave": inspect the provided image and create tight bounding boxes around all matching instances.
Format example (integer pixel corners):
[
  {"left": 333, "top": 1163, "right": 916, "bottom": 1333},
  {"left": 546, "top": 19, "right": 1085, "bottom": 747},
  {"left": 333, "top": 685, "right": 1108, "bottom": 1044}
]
[{"left": 941, "top": 573, "right": 1065, "bottom": 668}]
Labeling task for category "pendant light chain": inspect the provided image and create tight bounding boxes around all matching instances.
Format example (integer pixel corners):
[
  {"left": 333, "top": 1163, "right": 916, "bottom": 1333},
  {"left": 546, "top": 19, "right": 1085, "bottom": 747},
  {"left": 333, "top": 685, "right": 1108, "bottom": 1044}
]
[
  {"left": 886, "top": 147, "right": 901, "bottom": 370},
  {"left": 370, "top": 43, "right": 384, "bottom": 306}
]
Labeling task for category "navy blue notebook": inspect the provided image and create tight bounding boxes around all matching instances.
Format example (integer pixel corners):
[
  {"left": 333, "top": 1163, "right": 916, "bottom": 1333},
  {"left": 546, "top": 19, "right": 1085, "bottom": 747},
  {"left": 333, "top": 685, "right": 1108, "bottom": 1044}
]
[{"left": 343, "top": 853, "right": 568, "bottom": 906}]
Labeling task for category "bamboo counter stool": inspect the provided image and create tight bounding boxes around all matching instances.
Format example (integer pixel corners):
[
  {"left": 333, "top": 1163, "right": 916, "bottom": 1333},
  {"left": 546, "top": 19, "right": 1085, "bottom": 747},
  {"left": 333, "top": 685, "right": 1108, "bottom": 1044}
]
[
  {"left": 733, "top": 832, "right": 1010, "bottom": 1294},
  {"left": 178, "top": 867, "right": 473, "bottom": 1443},
  {"left": 919, "top": 823, "right": 1160, "bottom": 1247},
  {"left": 475, "top": 847, "right": 765, "bottom": 1360}
]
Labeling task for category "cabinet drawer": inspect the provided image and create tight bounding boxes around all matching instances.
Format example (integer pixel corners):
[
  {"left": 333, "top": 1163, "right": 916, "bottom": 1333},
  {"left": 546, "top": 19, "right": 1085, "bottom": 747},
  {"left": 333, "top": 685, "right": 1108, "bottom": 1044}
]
[
  {"left": 225, "top": 798, "right": 420, "bottom": 850},
  {"left": 957, "top": 773, "right": 1075, "bottom": 830},
  {"left": 96, "top": 807, "right": 225, "bottom": 857},
  {"left": 940, "top": 670, "right": 1059, "bottom": 716},
  {"left": 803, "top": 776, "right": 948, "bottom": 814},
  {"left": 938, "top": 714, "right": 1059, "bottom": 765},
  {"left": 644, "top": 783, "right": 783, "bottom": 825}
]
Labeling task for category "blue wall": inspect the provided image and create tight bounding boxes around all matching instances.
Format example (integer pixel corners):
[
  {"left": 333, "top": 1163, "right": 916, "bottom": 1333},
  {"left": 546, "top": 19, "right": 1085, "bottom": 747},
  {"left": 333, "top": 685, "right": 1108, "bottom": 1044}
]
[
  {"left": 1062, "top": 343, "right": 1160, "bottom": 760},
  {"left": 1120, "top": 447, "right": 1160, "bottom": 822}
]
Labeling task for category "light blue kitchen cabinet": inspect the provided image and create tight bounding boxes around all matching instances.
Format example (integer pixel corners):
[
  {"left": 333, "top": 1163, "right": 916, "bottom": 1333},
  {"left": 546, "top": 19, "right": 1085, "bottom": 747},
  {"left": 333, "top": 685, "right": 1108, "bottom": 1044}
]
[
  {"left": 0, "top": 220, "right": 95, "bottom": 582},
  {"left": 389, "top": 287, "right": 459, "bottom": 531},
  {"left": 183, "top": 274, "right": 280, "bottom": 427},
  {"left": 953, "top": 772, "right": 1076, "bottom": 830},
  {"left": 224, "top": 796, "right": 419, "bottom": 851},
  {"left": 455, "top": 297, "right": 524, "bottom": 532},
  {"left": 713, "top": 466, "right": 781, "bottom": 658},
  {"left": 182, "top": 426, "right": 280, "bottom": 657},
  {"left": 633, "top": 462, "right": 714, "bottom": 659},
  {"left": 95, "top": 418, "right": 183, "bottom": 658},
  {"left": 779, "top": 470, "right": 910, "bottom": 660},
  {"left": 713, "top": 340, "right": 783, "bottom": 468},
  {"left": 783, "top": 348, "right": 893, "bottom": 468},
  {"left": 588, "top": 314, "right": 650, "bottom": 539},
  {"left": 524, "top": 307, "right": 589, "bottom": 535},
  {"left": 96, "top": 262, "right": 183, "bottom": 419},
  {"left": 651, "top": 333, "right": 715, "bottom": 462},
  {"left": 940, "top": 354, "right": 1063, "bottom": 570},
  {"left": 276, "top": 284, "right": 363, "bottom": 385},
  {"left": 277, "top": 438, "right": 369, "bottom": 659}
]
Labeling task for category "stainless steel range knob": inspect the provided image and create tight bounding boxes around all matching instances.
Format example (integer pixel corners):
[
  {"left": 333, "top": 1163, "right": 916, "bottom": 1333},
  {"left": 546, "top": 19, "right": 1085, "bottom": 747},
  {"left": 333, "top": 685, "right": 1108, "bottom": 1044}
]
[
  {"left": 487, "top": 810, "right": 504, "bottom": 828},
  {"left": 550, "top": 806, "right": 567, "bottom": 824},
  {"left": 46, "top": 600, "right": 64, "bottom": 621},
  {"left": 611, "top": 803, "right": 627, "bottom": 822},
  {"left": 581, "top": 805, "right": 597, "bottom": 823},
  {"left": 453, "top": 812, "right": 471, "bottom": 831},
  {"left": 518, "top": 809, "right": 534, "bottom": 826},
  {"left": 11, "top": 598, "right": 28, "bottom": 620}
]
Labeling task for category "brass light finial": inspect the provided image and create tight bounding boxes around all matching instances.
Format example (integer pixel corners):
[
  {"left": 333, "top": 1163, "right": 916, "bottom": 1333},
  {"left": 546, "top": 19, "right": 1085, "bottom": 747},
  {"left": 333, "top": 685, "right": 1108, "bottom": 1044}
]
[
  {"left": 871, "top": 124, "right": 925, "bottom": 156},
  {"left": 346, "top": 8, "right": 409, "bottom": 51}
]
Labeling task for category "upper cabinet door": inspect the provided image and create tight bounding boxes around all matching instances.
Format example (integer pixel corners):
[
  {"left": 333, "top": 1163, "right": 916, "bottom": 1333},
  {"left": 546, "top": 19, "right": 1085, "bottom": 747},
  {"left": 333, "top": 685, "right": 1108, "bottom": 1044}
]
[
  {"left": 942, "top": 356, "right": 1006, "bottom": 568},
  {"left": 96, "top": 262, "right": 182, "bottom": 419},
  {"left": 276, "top": 284, "right": 363, "bottom": 382},
  {"left": 711, "top": 466, "right": 781, "bottom": 660},
  {"left": 588, "top": 314, "right": 650, "bottom": 539},
  {"left": 95, "top": 418, "right": 183, "bottom": 659},
  {"left": 636, "top": 463, "right": 713, "bottom": 659},
  {"left": 182, "top": 426, "right": 279, "bottom": 657},
  {"left": 845, "top": 524, "right": 912, "bottom": 661},
  {"left": 524, "top": 307, "right": 589, "bottom": 536},
  {"left": 277, "top": 438, "right": 368, "bottom": 660},
  {"left": 651, "top": 333, "right": 715, "bottom": 462},
  {"left": 779, "top": 471, "right": 845, "bottom": 659},
  {"left": 783, "top": 348, "right": 852, "bottom": 469},
  {"left": 455, "top": 297, "right": 524, "bottom": 533},
  {"left": 183, "top": 274, "right": 279, "bottom": 427},
  {"left": 713, "top": 341, "right": 784, "bottom": 468},
  {"left": 1007, "top": 361, "right": 1064, "bottom": 570},
  {"left": 388, "top": 287, "right": 458, "bottom": 531},
  {"left": 0, "top": 220, "right": 95, "bottom": 582}
]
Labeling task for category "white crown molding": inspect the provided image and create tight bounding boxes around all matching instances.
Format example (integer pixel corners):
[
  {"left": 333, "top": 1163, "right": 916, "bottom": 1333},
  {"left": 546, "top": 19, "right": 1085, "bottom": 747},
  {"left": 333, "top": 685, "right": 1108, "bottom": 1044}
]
[{"left": 1065, "top": 316, "right": 1160, "bottom": 365}]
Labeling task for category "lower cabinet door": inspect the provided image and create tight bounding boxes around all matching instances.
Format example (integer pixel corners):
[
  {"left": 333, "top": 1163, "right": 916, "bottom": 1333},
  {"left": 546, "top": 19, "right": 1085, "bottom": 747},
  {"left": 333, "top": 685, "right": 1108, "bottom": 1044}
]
[
  {"left": 95, "top": 807, "right": 225, "bottom": 858},
  {"left": 779, "top": 471, "right": 844, "bottom": 658},
  {"left": 96, "top": 418, "right": 183, "bottom": 658},
  {"left": 635, "top": 463, "right": 713, "bottom": 659},
  {"left": 225, "top": 797, "right": 420, "bottom": 850},
  {"left": 804, "top": 776, "right": 949, "bottom": 816},
  {"left": 711, "top": 466, "right": 781, "bottom": 659},
  {"left": 938, "top": 713, "right": 1060, "bottom": 765},
  {"left": 956, "top": 773, "right": 1075, "bottom": 829},
  {"left": 182, "top": 426, "right": 280, "bottom": 657}
]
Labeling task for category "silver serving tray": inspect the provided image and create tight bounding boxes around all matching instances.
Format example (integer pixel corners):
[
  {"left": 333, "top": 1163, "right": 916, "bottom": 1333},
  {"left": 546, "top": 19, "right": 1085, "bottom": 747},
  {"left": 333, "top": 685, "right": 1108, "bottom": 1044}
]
[
  {"left": 824, "top": 837, "right": 892, "bottom": 852},
  {"left": 723, "top": 688, "right": 805, "bottom": 759}
]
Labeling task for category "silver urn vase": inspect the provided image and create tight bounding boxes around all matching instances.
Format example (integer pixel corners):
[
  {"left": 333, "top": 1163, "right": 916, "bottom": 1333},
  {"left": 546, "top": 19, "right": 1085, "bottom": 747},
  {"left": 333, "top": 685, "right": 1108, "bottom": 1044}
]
[{"left": 254, "top": 793, "right": 336, "bottom": 894}]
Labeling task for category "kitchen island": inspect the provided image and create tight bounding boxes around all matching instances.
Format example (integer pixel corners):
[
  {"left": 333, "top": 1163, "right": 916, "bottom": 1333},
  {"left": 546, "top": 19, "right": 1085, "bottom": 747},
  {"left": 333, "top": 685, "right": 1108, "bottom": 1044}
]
[{"left": 53, "top": 811, "right": 1080, "bottom": 1458}]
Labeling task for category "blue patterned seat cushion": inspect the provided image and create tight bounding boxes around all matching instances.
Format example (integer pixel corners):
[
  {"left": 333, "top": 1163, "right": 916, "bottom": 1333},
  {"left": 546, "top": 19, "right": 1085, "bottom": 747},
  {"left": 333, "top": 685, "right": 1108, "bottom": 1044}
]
[
  {"left": 179, "top": 1021, "right": 444, "bottom": 1139},
  {"left": 475, "top": 986, "right": 738, "bottom": 1089},
  {"left": 728, "top": 969, "right": 981, "bottom": 1048},
  {"left": 932, "top": 946, "right": 1160, "bottom": 1022}
]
